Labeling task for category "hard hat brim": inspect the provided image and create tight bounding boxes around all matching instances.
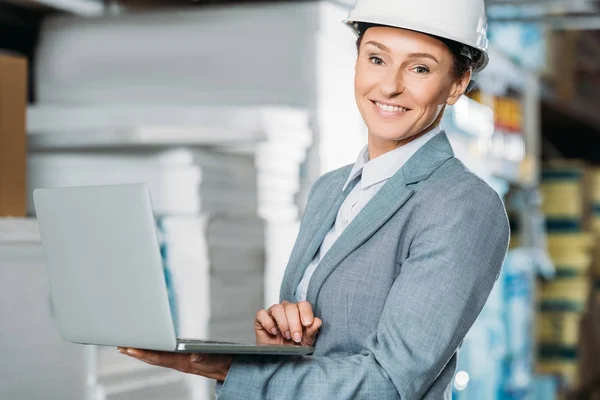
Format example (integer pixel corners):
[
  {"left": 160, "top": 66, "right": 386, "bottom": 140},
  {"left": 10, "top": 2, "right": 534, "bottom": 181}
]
[{"left": 342, "top": 17, "right": 489, "bottom": 72}]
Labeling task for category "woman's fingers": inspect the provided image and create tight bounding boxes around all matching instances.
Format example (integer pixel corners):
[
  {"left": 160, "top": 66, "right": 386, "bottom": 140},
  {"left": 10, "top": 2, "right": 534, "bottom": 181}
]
[
  {"left": 264, "top": 301, "right": 320, "bottom": 345},
  {"left": 268, "top": 303, "right": 291, "bottom": 340},
  {"left": 255, "top": 309, "right": 278, "bottom": 336},
  {"left": 119, "top": 348, "right": 187, "bottom": 370},
  {"left": 118, "top": 348, "right": 232, "bottom": 380},
  {"left": 283, "top": 301, "right": 303, "bottom": 343},
  {"left": 297, "top": 301, "right": 314, "bottom": 327},
  {"left": 304, "top": 317, "right": 323, "bottom": 346}
]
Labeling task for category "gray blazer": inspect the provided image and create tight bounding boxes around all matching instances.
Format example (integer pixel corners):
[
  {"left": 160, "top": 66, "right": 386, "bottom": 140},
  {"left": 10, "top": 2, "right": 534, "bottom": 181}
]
[{"left": 217, "top": 132, "right": 510, "bottom": 399}]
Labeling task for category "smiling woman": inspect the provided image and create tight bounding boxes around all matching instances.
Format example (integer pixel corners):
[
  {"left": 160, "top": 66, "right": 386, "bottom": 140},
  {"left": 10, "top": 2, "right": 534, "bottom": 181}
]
[
  {"left": 121, "top": 1, "right": 510, "bottom": 399},
  {"left": 353, "top": 25, "right": 473, "bottom": 157}
]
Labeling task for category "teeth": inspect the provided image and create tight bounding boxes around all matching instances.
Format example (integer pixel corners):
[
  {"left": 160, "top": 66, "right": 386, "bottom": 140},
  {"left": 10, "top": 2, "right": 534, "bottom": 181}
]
[{"left": 376, "top": 102, "right": 407, "bottom": 113}]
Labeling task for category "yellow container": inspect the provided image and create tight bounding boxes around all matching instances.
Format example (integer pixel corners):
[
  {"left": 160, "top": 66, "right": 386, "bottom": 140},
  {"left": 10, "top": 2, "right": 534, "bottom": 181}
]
[
  {"left": 550, "top": 252, "right": 593, "bottom": 276},
  {"left": 547, "top": 233, "right": 594, "bottom": 255},
  {"left": 541, "top": 182, "right": 582, "bottom": 218},
  {"left": 536, "top": 312, "right": 582, "bottom": 347},
  {"left": 536, "top": 359, "right": 580, "bottom": 388},
  {"left": 539, "top": 277, "right": 591, "bottom": 311}
]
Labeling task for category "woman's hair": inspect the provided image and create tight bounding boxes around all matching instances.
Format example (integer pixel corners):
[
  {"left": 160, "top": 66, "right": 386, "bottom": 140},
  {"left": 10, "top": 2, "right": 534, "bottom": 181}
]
[{"left": 355, "top": 23, "right": 478, "bottom": 84}]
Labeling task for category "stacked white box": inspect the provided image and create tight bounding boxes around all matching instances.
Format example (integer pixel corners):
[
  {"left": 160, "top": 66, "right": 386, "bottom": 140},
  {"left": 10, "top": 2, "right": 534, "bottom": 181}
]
[
  {"left": 27, "top": 104, "right": 312, "bottom": 312},
  {"left": 26, "top": 2, "right": 370, "bottom": 397},
  {"left": 31, "top": 0, "right": 365, "bottom": 309},
  {"left": 27, "top": 141, "right": 265, "bottom": 400},
  {"left": 0, "top": 219, "right": 91, "bottom": 400},
  {"left": 157, "top": 215, "right": 265, "bottom": 342},
  {"left": 26, "top": 102, "right": 317, "bottom": 398},
  {"left": 27, "top": 149, "right": 259, "bottom": 217},
  {"left": 249, "top": 110, "right": 312, "bottom": 307}
]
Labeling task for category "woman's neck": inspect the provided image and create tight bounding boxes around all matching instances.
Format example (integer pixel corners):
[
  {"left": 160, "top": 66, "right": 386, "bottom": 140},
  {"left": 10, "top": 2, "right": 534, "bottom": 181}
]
[{"left": 367, "top": 125, "right": 437, "bottom": 160}]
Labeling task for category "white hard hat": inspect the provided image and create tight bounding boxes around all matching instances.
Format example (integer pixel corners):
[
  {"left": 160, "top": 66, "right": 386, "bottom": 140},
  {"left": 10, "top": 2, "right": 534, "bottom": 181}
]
[{"left": 343, "top": 0, "right": 489, "bottom": 72}]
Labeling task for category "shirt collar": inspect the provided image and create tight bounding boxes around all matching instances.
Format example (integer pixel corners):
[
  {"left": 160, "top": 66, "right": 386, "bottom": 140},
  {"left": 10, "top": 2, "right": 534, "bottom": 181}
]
[
  {"left": 342, "top": 146, "right": 369, "bottom": 191},
  {"left": 342, "top": 126, "right": 441, "bottom": 191}
]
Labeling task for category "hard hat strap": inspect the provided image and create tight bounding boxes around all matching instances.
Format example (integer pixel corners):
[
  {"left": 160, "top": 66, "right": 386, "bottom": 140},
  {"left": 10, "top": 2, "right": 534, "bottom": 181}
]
[{"left": 459, "top": 46, "right": 474, "bottom": 62}]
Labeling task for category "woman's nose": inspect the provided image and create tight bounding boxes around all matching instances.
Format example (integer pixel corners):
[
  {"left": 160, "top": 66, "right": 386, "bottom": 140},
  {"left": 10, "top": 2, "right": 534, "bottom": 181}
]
[{"left": 379, "top": 68, "right": 405, "bottom": 98}]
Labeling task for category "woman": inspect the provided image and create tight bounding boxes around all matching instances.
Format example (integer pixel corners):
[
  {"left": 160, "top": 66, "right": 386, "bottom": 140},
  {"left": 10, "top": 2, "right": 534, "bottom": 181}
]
[{"left": 121, "top": 0, "right": 510, "bottom": 398}]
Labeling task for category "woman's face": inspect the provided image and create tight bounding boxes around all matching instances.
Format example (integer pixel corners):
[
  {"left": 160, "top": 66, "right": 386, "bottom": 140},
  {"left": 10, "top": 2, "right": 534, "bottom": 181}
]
[{"left": 354, "top": 26, "right": 471, "bottom": 148}]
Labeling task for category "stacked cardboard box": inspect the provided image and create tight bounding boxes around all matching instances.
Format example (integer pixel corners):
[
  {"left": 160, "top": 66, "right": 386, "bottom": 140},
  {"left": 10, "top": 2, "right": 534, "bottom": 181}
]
[
  {"left": 0, "top": 53, "right": 27, "bottom": 217},
  {"left": 536, "top": 163, "right": 594, "bottom": 389}
]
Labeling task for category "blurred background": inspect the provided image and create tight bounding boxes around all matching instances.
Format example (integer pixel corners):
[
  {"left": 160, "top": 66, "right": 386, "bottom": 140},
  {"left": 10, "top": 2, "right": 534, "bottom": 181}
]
[{"left": 0, "top": 0, "right": 599, "bottom": 399}]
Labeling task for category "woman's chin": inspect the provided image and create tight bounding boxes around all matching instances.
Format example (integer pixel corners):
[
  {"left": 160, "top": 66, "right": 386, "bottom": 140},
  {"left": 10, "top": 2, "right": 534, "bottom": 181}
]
[{"left": 367, "top": 128, "right": 413, "bottom": 143}]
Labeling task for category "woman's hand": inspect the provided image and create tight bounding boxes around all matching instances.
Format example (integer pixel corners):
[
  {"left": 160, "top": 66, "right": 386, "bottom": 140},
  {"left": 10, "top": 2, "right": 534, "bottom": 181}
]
[
  {"left": 117, "top": 348, "right": 232, "bottom": 381},
  {"left": 255, "top": 301, "right": 322, "bottom": 346}
]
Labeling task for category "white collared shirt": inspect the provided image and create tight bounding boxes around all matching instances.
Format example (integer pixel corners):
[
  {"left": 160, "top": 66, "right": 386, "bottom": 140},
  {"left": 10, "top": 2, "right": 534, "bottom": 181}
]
[{"left": 294, "top": 127, "right": 442, "bottom": 302}]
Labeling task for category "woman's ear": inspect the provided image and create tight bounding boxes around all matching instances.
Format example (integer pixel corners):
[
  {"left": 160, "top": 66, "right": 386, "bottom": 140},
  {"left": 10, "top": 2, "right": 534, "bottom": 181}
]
[{"left": 446, "top": 70, "right": 472, "bottom": 106}]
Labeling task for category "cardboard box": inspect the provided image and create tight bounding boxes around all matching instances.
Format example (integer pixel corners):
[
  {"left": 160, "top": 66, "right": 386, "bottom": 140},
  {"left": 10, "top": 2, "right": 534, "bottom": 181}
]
[{"left": 0, "top": 52, "right": 27, "bottom": 217}]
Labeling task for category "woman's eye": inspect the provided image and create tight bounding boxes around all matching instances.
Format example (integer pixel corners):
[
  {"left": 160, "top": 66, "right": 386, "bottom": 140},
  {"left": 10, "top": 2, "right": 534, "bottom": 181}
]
[
  {"left": 414, "top": 66, "right": 430, "bottom": 74},
  {"left": 369, "top": 56, "right": 385, "bottom": 66}
]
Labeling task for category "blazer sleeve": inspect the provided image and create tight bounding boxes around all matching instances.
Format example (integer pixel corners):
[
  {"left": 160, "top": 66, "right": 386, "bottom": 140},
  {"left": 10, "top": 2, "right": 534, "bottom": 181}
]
[{"left": 217, "top": 180, "right": 510, "bottom": 400}]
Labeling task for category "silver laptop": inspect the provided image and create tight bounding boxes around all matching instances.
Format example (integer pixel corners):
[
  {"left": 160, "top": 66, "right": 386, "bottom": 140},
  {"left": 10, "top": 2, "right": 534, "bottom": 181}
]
[{"left": 33, "top": 183, "right": 313, "bottom": 356}]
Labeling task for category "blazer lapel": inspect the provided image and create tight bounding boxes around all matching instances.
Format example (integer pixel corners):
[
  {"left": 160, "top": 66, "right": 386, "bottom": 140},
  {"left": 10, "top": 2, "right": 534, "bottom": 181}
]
[
  {"left": 279, "top": 168, "right": 357, "bottom": 301},
  {"left": 305, "top": 132, "right": 455, "bottom": 307},
  {"left": 305, "top": 173, "right": 413, "bottom": 306}
]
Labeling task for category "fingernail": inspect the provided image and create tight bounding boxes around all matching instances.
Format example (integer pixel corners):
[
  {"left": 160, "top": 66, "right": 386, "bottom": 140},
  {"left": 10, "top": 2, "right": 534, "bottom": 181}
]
[
  {"left": 127, "top": 349, "right": 136, "bottom": 356},
  {"left": 118, "top": 348, "right": 125, "bottom": 354},
  {"left": 270, "top": 328, "right": 278, "bottom": 336},
  {"left": 293, "top": 332, "right": 302, "bottom": 343},
  {"left": 284, "top": 331, "right": 292, "bottom": 340},
  {"left": 303, "top": 317, "right": 312, "bottom": 326}
]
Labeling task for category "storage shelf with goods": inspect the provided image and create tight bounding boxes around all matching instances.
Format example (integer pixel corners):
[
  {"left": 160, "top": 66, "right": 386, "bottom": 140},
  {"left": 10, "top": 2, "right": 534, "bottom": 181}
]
[
  {"left": 445, "top": 43, "right": 546, "bottom": 399},
  {"left": 466, "top": 45, "right": 541, "bottom": 189},
  {"left": 577, "top": 166, "right": 600, "bottom": 394},
  {"left": 535, "top": 161, "right": 596, "bottom": 394}
]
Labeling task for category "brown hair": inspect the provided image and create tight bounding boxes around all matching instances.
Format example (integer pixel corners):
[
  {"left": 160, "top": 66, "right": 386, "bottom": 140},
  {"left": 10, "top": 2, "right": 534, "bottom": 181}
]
[{"left": 355, "top": 23, "right": 476, "bottom": 83}]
